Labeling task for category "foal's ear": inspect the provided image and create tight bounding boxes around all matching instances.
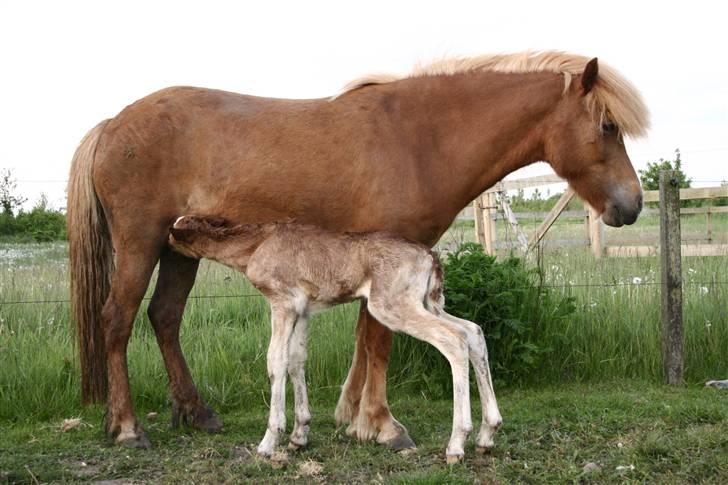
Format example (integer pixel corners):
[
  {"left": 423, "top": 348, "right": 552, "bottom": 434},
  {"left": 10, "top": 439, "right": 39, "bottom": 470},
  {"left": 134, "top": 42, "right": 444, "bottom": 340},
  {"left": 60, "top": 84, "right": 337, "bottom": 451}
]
[
  {"left": 581, "top": 57, "right": 599, "bottom": 95},
  {"left": 170, "top": 227, "right": 193, "bottom": 242}
]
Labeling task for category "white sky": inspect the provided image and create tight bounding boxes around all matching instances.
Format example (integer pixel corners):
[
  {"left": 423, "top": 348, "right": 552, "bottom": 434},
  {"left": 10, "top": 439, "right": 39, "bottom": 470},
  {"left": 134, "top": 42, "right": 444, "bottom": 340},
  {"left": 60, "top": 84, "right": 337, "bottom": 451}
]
[{"left": 1, "top": 0, "right": 726, "bottom": 209}]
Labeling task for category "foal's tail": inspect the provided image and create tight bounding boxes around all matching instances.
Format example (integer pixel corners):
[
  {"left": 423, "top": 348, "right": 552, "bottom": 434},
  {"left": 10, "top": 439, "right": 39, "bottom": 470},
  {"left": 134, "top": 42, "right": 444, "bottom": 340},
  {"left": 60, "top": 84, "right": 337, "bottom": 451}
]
[
  {"left": 67, "top": 119, "right": 113, "bottom": 404},
  {"left": 425, "top": 252, "right": 446, "bottom": 313}
]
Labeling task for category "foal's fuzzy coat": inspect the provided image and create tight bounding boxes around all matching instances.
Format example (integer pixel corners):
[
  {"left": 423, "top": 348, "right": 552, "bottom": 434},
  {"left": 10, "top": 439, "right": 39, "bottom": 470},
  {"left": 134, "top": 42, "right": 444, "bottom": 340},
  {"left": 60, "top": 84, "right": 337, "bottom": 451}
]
[{"left": 169, "top": 216, "right": 502, "bottom": 462}]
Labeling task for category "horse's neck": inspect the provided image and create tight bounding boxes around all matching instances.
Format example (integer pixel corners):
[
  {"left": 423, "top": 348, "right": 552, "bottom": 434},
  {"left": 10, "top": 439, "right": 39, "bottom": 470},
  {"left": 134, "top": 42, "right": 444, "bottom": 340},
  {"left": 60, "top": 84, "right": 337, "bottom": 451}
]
[{"left": 393, "top": 71, "right": 564, "bottom": 208}]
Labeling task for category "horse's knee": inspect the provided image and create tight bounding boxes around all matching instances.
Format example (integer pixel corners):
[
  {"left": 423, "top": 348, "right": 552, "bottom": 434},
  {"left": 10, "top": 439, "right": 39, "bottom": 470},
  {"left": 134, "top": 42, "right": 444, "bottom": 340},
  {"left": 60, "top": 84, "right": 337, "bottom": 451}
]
[{"left": 147, "top": 299, "right": 182, "bottom": 336}]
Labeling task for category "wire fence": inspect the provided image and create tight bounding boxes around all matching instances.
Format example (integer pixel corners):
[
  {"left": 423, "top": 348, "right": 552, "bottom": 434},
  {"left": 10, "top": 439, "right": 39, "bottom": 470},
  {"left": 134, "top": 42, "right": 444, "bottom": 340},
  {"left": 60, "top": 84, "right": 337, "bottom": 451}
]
[{"left": 1, "top": 280, "right": 726, "bottom": 306}]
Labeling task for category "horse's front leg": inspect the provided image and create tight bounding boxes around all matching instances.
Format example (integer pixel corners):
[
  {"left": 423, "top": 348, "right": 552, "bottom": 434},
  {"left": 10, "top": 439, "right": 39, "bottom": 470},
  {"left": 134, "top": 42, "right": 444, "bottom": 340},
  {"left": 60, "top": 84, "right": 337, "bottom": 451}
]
[
  {"left": 343, "top": 310, "right": 415, "bottom": 450},
  {"left": 148, "top": 247, "right": 222, "bottom": 433},
  {"left": 287, "top": 315, "right": 311, "bottom": 450},
  {"left": 258, "top": 305, "right": 298, "bottom": 457}
]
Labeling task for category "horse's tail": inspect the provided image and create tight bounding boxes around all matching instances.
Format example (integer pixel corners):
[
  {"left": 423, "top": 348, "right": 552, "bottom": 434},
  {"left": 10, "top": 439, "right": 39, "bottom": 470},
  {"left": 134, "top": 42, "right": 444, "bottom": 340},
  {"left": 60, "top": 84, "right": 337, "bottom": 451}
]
[{"left": 67, "top": 119, "right": 113, "bottom": 404}]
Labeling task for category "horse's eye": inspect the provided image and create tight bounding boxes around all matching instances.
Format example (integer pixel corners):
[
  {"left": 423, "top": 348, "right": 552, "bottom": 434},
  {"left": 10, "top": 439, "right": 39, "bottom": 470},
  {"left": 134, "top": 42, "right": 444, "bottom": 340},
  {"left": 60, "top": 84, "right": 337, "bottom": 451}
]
[{"left": 602, "top": 122, "right": 617, "bottom": 134}]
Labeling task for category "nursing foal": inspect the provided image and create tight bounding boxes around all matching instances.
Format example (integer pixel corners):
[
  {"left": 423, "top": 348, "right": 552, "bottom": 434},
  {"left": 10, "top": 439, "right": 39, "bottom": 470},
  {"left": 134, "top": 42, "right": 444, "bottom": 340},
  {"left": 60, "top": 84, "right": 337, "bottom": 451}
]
[{"left": 168, "top": 216, "right": 502, "bottom": 463}]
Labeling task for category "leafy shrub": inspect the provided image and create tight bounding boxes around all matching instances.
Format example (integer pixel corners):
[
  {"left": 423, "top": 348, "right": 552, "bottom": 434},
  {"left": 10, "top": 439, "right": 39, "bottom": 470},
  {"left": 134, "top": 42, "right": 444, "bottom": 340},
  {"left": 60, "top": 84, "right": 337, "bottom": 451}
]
[
  {"left": 392, "top": 243, "right": 575, "bottom": 392},
  {"left": 0, "top": 194, "right": 66, "bottom": 242}
]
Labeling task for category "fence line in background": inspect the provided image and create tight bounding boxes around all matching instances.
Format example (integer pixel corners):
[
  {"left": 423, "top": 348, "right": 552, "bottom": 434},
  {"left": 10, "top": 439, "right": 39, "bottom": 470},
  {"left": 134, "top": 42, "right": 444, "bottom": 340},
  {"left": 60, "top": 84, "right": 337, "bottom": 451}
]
[{"left": 2, "top": 280, "right": 726, "bottom": 306}]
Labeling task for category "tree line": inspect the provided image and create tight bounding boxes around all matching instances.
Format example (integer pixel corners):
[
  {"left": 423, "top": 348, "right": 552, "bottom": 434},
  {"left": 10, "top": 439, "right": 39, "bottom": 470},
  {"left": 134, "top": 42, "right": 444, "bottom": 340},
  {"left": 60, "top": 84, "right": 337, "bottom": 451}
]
[{"left": 0, "top": 169, "right": 66, "bottom": 242}]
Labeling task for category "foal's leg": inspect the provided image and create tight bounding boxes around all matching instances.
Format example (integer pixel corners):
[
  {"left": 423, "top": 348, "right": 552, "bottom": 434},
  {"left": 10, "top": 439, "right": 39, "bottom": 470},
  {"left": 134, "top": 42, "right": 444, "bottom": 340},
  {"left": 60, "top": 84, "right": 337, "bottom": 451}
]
[
  {"left": 368, "top": 301, "right": 472, "bottom": 463},
  {"left": 258, "top": 305, "right": 298, "bottom": 457},
  {"left": 439, "top": 312, "right": 502, "bottom": 452},
  {"left": 147, "top": 246, "right": 222, "bottom": 432},
  {"left": 102, "top": 243, "right": 160, "bottom": 448},
  {"left": 287, "top": 315, "right": 311, "bottom": 450}
]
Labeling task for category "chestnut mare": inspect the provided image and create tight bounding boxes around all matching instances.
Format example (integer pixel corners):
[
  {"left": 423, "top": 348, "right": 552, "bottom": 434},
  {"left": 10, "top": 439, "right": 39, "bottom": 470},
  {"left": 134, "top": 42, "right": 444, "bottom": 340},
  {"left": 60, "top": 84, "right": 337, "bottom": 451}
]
[{"left": 67, "top": 51, "right": 648, "bottom": 449}]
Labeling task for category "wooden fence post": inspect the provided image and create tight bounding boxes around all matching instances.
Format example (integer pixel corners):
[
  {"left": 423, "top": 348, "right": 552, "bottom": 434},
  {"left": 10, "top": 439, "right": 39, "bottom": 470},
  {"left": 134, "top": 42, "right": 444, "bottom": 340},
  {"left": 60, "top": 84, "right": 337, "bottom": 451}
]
[
  {"left": 706, "top": 207, "right": 713, "bottom": 243},
  {"left": 660, "top": 170, "right": 684, "bottom": 385},
  {"left": 473, "top": 197, "right": 485, "bottom": 245},
  {"left": 586, "top": 204, "right": 604, "bottom": 258},
  {"left": 482, "top": 193, "right": 497, "bottom": 255}
]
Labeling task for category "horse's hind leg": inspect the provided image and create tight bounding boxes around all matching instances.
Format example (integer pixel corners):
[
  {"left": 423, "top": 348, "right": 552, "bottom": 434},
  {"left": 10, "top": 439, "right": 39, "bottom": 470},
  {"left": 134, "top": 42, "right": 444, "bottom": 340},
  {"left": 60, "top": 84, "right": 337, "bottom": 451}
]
[
  {"left": 103, "top": 243, "right": 160, "bottom": 448},
  {"left": 147, "top": 246, "right": 223, "bottom": 432}
]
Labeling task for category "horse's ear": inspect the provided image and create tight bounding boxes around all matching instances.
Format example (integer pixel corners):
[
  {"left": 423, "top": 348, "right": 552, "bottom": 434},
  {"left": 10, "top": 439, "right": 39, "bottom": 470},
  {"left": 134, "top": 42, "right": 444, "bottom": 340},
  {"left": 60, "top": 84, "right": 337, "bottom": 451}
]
[{"left": 581, "top": 57, "right": 599, "bottom": 95}]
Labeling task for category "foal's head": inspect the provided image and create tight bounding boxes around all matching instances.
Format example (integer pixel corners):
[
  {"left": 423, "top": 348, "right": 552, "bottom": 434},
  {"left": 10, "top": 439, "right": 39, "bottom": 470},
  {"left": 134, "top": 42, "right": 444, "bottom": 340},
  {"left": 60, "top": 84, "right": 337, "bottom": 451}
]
[
  {"left": 544, "top": 58, "right": 648, "bottom": 227},
  {"left": 168, "top": 216, "right": 229, "bottom": 259}
]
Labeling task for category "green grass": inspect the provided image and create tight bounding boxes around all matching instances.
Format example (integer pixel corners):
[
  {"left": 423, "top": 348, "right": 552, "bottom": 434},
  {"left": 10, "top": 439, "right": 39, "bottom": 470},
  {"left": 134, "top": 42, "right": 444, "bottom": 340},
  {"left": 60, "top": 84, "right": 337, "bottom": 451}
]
[
  {"left": 1, "top": 382, "right": 726, "bottom": 483},
  {"left": 1, "top": 226, "right": 727, "bottom": 482}
]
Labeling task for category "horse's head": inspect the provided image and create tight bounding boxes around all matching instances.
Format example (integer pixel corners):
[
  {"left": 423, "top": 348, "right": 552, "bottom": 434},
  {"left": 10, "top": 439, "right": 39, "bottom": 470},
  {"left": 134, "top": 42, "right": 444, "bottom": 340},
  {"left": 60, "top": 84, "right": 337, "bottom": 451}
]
[{"left": 544, "top": 58, "right": 648, "bottom": 227}]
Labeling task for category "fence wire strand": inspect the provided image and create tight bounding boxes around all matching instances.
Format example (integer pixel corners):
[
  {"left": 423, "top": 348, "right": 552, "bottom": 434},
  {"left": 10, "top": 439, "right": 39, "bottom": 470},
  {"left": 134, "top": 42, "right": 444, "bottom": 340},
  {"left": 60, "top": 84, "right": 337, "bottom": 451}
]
[{"left": 1, "top": 281, "right": 726, "bottom": 306}]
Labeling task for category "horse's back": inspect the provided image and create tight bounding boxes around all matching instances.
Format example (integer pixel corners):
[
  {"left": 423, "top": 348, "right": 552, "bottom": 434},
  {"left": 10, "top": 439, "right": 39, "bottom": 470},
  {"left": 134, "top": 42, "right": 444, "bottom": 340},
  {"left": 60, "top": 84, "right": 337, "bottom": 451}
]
[{"left": 89, "top": 84, "right": 446, "bottom": 246}]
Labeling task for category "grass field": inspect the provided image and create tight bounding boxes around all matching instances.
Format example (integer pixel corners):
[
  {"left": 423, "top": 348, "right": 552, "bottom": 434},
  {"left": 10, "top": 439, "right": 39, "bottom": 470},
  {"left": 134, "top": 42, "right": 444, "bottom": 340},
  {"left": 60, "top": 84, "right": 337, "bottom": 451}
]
[
  {"left": 2, "top": 382, "right": 726, "bottom": 483},
  {"left": 1, "top": 214, "right": 727, "bottom": 482}
]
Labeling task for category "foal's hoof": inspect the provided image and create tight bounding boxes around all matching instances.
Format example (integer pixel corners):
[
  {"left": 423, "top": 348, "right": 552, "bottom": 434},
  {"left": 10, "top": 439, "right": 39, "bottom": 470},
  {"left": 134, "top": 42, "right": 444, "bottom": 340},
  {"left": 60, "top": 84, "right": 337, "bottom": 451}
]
[
  {"left": 446, "top": 454, "right": 464, "bottom": 465},
  {"left": 287, "top": 441, "right": 305, "bottom": 451}
]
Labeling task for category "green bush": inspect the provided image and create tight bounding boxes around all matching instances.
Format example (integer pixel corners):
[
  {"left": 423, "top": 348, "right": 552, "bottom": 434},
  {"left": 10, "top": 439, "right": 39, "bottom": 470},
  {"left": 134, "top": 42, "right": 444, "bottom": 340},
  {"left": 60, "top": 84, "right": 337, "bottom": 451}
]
[
  {"left": 0, "top": 195, "right": 66, "bottom": 242},
  {"left": 392, "top": 243, "right": 575, "bottom": 392}
]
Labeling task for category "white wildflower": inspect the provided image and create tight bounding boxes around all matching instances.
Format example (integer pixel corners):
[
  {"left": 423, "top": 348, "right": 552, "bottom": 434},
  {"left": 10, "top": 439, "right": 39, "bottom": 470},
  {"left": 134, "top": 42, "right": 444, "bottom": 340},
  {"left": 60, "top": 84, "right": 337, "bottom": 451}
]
[
  {"left": 699, "top": 286, "right": 709, "bottom": 295},
  {"left": 632, "top": 277, "right": 643, "bottom": 285}
]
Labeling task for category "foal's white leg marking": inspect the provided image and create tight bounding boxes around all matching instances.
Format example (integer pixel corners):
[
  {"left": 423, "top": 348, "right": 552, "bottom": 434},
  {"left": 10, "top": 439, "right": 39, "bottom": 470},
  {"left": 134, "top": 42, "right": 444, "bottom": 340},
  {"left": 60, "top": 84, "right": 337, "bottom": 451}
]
[
  {"left": 287, "top": 315, "right": 311, "bottom": 450},
  {"left": 257, "top": 305, "right": 298, "bottom": 457},
  {"left": 368, "top": 301, "right": 472, "bottom": 463},
  {"left": 440, "top": 313, "right": 502, "bottom": 451}
]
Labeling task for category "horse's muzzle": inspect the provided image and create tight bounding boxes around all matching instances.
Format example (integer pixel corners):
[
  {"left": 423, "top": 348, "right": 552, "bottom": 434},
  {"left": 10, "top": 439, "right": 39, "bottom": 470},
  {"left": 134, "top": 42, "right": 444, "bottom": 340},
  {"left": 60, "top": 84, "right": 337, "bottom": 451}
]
[{"left": 602, "top": 192, "right": 642, "bottom": 227}]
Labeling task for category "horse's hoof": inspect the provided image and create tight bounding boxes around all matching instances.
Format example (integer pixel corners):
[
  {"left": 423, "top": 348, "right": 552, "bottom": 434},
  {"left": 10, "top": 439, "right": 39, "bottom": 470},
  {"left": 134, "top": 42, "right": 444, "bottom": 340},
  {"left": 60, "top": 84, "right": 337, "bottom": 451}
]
[
  {"left": 119, "top": 432, "right": 152, "bottom": 450},
  {"left": 397, "top": 447, "right": 418, "bottom": 457},
  {"left": 194, "top": 412, "right": 224, "bottom": 433},
  {"left": 171, "top": 402, "right": 223, "bottom": 433},
  {"left": 475, "top": 445, "right": 493, "bottom": 455},
  {"left": 385, "top": 431, "right": 416, "bottom": 451},
  {"left": 446, "top": 454, "right": 464, "bottom": 465}
]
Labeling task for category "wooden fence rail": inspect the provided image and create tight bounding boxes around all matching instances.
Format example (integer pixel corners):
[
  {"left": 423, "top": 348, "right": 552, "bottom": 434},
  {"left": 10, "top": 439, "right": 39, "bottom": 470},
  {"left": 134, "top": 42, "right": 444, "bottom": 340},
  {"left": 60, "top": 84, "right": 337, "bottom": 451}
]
[{"left": 469, "top": 178, "right": 727, "bottom": 258}]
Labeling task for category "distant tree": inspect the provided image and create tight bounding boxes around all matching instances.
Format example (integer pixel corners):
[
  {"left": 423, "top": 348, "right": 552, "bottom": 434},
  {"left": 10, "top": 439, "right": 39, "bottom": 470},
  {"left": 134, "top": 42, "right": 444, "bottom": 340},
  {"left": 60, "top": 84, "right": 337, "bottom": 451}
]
[
  {"left": 0, "top": 168, "right": 27, "bottom": 215},
  {"left": 638, "top": 149, "right": 691, "bottom": 191}
]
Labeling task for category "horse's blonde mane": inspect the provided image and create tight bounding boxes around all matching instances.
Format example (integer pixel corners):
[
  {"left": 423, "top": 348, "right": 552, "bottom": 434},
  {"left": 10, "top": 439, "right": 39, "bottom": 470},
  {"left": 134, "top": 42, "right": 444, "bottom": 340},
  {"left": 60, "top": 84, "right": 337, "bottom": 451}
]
[{"left": 335, "top": 50, "right": 649, "bottom": 138}]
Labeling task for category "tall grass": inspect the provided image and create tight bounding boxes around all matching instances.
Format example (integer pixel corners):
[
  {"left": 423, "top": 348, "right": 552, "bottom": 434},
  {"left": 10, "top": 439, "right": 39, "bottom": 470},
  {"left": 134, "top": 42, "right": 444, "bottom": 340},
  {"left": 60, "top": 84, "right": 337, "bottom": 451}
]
[{"left": 1, "top": 239, "right": 726, "bottom": 422}]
